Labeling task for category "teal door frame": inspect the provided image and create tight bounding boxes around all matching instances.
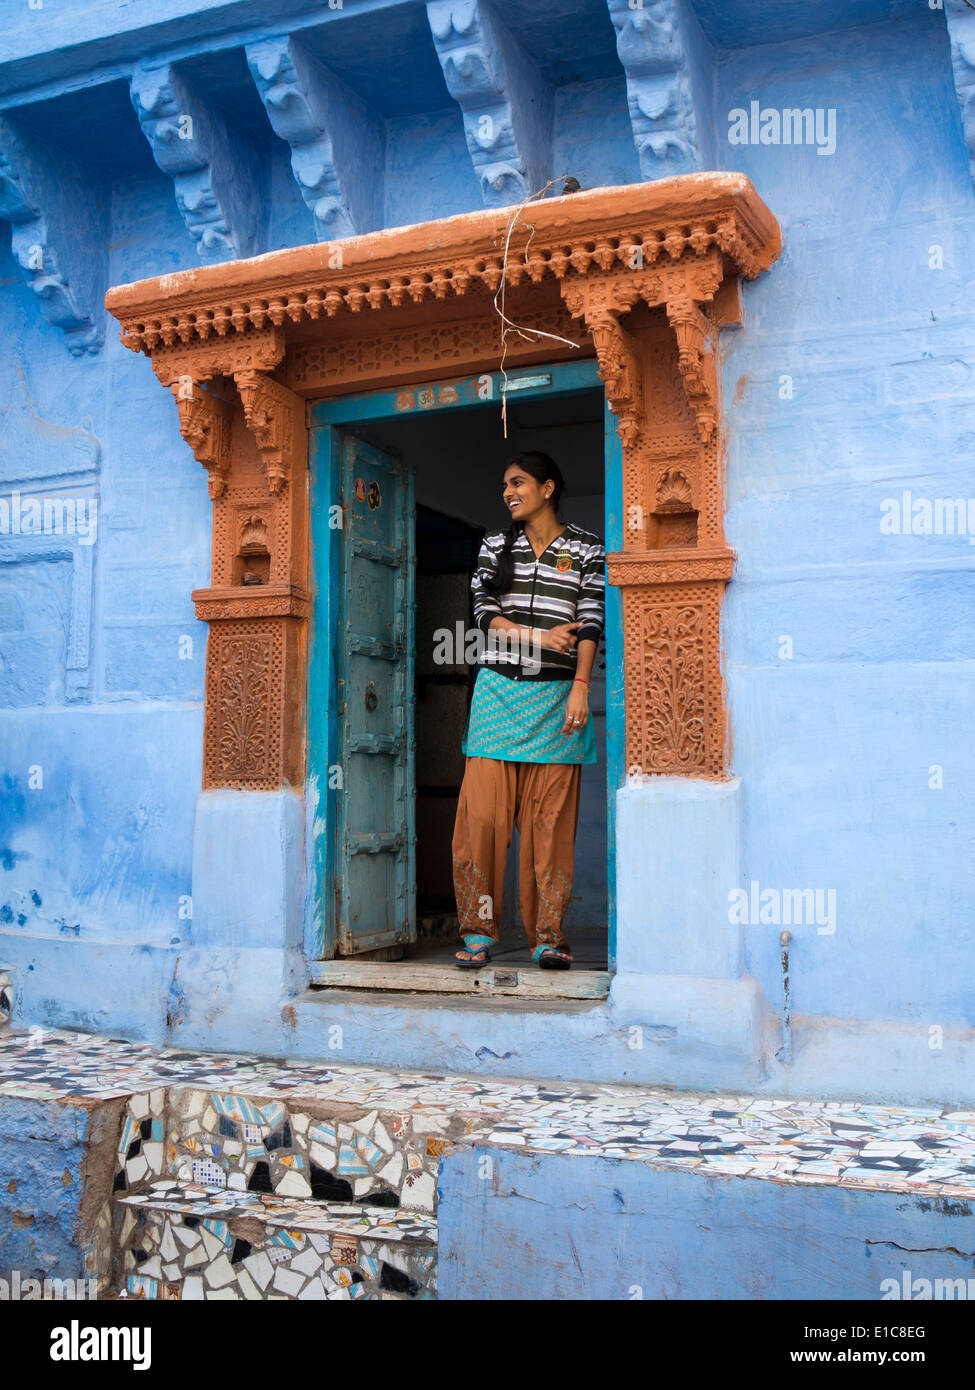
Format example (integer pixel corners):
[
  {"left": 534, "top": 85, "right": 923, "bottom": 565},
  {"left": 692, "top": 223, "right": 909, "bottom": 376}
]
[{"left": 306, "top": 359, "right": 623, "bottom": 967}]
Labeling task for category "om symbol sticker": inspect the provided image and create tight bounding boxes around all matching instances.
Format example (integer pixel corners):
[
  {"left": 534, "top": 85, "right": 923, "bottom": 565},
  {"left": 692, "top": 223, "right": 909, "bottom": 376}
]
[{"left": 367, "top": 480, "right": 381, "bottom": 510}]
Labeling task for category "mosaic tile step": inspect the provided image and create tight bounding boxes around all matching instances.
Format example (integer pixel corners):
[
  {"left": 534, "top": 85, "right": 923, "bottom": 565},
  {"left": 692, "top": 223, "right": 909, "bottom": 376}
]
[
  {"left": 116, "top": 1183, "right": 436, "bottom": 1301},
  {"left": 4, "top": 1029, "right": 975, "bottom": 1208}
]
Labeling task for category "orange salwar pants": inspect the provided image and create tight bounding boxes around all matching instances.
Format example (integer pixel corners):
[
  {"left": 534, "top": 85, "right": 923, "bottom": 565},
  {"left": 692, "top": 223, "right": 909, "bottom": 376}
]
[{"left": 451, "top": 756, "right": 581, "bottom": 952}]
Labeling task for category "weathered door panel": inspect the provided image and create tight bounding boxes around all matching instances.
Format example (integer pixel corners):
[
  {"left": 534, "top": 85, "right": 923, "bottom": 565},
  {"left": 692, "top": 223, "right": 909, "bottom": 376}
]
[{"left": 335, "top": 432, "right": 415, "bottom": 954}]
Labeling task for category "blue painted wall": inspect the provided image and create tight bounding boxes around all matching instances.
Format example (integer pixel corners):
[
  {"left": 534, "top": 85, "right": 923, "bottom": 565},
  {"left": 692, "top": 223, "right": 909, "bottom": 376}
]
[
  {"left": 0, "top": 1091, "right": 117, "bottom": 1282},
  {"left": 715, "top": 11, "right": 975, "bottom": 1031},
  {"left": 438, "top": 1144, "right": 975, "bottom": 1299},
  {"left": 0, "top": 0, "right": 972, "bottom": 1098}
]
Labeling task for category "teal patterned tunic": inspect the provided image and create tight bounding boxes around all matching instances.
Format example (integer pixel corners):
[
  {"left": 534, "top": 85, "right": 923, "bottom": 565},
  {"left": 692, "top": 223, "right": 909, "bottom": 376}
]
[{"left": 461, "top": 666, "right": 597, "bottom": 765}]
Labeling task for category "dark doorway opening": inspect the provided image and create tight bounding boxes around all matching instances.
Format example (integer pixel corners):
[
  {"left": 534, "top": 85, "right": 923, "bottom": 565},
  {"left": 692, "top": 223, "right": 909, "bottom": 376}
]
[{"left": 359, "top": 386, "right": 609, "bottom": 970}]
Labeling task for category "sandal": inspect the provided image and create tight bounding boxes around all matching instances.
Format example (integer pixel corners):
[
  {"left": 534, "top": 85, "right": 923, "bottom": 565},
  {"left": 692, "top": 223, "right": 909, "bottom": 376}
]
[
  {"left": 456, "top": 934, "right": 493, "bottom": 970},
  {"left": 534, "top": 946, "right": 573, "bottom": 971}
]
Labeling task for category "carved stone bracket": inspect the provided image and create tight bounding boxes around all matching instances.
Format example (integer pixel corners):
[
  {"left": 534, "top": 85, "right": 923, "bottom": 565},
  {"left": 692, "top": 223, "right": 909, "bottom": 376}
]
[
  {"left": 130, "top": 61, "right": 266, "bottom": 263},
  {"left": 665, "top": 295, "right": 718, "bottom": 443},
  {"left": 171, "top": 382, "right": 234, "bottom": 498},
  {"left": 246, "top": 35, "right": 385, "bottom": 240},
  {"left": 589, "top": 309, "right": 643, "bottom": 447},
  {"left": 0, "top": 117, "right": 107, "bottom": 356},
  {"left": 946, "top": 0, "right": 975, "bottom": 185},
  {"left": 234, "top": 369, "right": 304, "bottom": 496},
  {"left": 606, "top": 0, "right": 713, "bottom": 177},
  {"left": 426, "top": 0, "right": 554, "bottom": 206}
]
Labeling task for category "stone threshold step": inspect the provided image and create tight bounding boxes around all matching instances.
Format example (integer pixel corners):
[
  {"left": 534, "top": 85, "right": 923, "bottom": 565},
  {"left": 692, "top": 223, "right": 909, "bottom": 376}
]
[
  {"left": 309, "top": 959, "right": 611, "bottom": 998},
  {"left": 117, "top": 1182, "right": 436, "bottom": 1302}
]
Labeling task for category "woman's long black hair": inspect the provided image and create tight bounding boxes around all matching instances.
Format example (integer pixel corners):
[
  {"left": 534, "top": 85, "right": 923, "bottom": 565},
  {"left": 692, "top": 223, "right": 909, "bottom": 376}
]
[{"left": 482, "top": 451, "right": 566, "bottom": 597}]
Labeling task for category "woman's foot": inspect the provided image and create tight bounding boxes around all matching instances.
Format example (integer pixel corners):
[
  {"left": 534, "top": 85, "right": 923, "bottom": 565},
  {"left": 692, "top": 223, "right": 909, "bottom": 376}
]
[
  {"left": 455, "top": 946, "right": 491, "bottom": 970},
  {"left": 535, "top": 946, "right": 573, "bottom": 971},
  {"left": 456, "top": 934, "right": 494, "bottom": 970}
]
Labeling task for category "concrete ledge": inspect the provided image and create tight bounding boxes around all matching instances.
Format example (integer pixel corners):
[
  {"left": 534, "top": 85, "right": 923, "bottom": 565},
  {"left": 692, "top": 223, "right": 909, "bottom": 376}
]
[{"left": 768, "top": 1012, "right": 975, "bottom": 1109}]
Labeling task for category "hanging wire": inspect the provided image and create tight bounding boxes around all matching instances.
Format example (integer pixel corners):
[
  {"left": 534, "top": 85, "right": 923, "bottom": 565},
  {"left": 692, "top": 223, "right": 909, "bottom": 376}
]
[{"left": 492, "top": 176, "right": 583, "bottom": 436}]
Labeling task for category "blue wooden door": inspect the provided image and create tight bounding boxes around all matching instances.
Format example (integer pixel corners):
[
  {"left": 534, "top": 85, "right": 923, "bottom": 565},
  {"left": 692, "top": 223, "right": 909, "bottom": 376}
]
[{"left": 335, "top": 432, "right": 415, "bottom": 954}]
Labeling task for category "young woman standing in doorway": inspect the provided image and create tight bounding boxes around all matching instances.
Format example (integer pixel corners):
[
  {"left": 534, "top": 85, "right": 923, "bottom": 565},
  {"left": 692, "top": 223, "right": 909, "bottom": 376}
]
[{"left": 451, "top": 451, "right": 605, "bottom": 970}]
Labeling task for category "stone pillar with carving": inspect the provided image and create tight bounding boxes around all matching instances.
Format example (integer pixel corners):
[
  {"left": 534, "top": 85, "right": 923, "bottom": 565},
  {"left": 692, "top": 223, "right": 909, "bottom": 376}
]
[
  {"left": 155, "top": 334, "right": 309, "bottom": 790},
  {"left": 561, "top": 244, "right": 737, "bottom": 780}
]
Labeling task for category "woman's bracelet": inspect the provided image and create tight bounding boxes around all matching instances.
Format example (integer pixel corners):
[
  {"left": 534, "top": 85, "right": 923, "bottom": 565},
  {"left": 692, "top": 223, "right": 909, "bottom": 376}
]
[{"left": 573, "top": 677, "right": 589, "bottom": 688}]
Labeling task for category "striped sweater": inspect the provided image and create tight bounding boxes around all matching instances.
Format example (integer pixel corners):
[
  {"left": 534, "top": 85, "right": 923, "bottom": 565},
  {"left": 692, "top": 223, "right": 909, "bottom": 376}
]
[{"left": 470, "top": 522, "right": 606, "bottom": 680}]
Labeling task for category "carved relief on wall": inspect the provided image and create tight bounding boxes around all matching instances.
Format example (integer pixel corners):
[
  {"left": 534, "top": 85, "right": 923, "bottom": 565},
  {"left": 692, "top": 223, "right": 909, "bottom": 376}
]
[
  {"left": 622, "top": 583, "right": 726, "bottom": 780},
  {"left": 107, "top": 176, "right": 781, "bottom": 787},
  {"left": 203, "top": 617, "right": 304, "bottom": 789},
  {"left": 212, "top": 629, "right": 274, "bottom": 785}
]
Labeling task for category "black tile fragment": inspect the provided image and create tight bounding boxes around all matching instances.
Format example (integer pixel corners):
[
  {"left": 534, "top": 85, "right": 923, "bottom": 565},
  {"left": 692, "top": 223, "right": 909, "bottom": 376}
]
[
  {"left": 248, "top": 1162, "right": 274, "bottom": 1193},
  {"left": 309, "top": 1164, "right": 353, "bottom": 1202},
  {"left": 264, "top": 1121, "right": 292, "bottom": 1152},
  {"left": 380, "top": 1262, "right": 420, "bottom": 1297},
  {"left": 357, "top": 1188, "right": 398, "bottom": 1207}
]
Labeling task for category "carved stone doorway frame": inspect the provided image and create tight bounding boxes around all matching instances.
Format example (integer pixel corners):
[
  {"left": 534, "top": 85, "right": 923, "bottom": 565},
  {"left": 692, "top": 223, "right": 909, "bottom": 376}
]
[{"left": 107, "top": 176, "right": 780, "bottom": 794}]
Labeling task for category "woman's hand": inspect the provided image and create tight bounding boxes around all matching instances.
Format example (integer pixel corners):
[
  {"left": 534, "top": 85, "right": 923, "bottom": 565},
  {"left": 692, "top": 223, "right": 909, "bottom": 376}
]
[
  {"left": 540, "top": 621, "right": 582, "bottom": 654},
  {"left": 561, "top": 683, "right": 589, "bottom": 737}
]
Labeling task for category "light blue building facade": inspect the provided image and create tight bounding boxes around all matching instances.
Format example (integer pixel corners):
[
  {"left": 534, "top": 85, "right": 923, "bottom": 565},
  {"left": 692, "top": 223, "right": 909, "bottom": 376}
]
[{"left": 0, "top": 0, "right": 973, "bottom": 1116}]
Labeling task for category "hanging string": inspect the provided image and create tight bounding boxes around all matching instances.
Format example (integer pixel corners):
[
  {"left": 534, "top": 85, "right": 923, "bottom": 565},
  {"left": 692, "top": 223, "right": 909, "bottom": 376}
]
[{"left": 493, "top": 176, "right": 583, "bottom": 436}]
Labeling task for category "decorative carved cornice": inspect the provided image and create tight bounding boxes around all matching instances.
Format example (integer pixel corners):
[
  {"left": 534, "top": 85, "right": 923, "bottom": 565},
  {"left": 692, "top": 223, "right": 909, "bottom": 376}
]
[
  {"left": 607, "top": 547, "right": 735, "bottom": 587},
  {"left": 191, "top": 583, "right": 312, "bottom": 620},
  {"left": 171, "top": 382, "right": 234, "bottom": 498},
  {"left": 151, "top": 326, "right": 286, "bottom": 387},
  {"left": 233, "top": 370, "right": 303, "bottom": 496},
  {"left": 105, "top": 176, "right": 781, "bottom": 355}
]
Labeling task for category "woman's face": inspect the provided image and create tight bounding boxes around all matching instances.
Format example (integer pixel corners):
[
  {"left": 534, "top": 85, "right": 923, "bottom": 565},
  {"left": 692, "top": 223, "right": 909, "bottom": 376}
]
[{"left": 502, "top": 465, "right": 553, "bottom": 523}]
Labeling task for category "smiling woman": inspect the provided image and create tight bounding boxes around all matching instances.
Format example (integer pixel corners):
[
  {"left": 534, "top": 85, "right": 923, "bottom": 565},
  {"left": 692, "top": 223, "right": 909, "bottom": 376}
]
[{"left": 451, "top": 451, "right": 606, "bottom": 972}]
